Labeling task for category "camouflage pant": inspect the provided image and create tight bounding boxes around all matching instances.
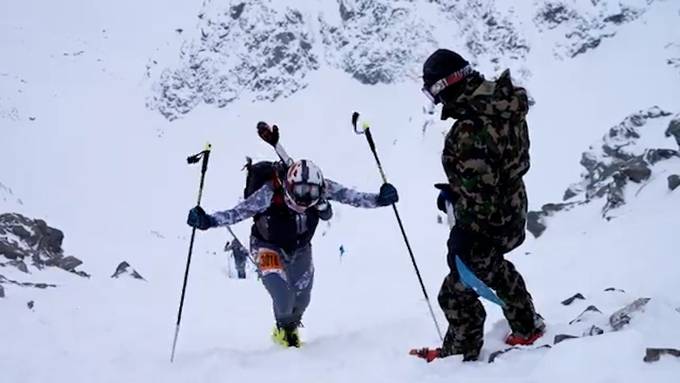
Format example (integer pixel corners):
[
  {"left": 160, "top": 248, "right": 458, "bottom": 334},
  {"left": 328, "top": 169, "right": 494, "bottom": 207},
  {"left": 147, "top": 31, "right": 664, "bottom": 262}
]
[{"left": 438, "top": 226, "right": 538, "bottom": 359}]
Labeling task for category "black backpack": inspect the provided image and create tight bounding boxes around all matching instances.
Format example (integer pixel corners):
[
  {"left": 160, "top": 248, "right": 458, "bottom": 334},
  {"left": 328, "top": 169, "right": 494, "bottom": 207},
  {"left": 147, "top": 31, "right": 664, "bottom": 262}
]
[{"left": 243, "top": 158, "right": 284, "bottom": 199}]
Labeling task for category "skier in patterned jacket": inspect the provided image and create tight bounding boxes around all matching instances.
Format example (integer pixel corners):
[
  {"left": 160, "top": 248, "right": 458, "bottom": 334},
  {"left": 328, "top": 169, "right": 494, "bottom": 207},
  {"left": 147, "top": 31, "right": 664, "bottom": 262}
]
[
  {"left": 187, "top": 153, "right": 398, "bottom": 348},
  {"left": 413, "top": 49, "right": 543, "bottom": 362}
]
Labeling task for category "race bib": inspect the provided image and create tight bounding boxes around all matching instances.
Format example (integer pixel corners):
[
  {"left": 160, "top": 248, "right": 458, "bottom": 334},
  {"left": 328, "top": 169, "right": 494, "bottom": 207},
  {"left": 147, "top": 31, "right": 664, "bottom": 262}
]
[{"left": 257, "top": 248, "right": 283, "bottom": 276}]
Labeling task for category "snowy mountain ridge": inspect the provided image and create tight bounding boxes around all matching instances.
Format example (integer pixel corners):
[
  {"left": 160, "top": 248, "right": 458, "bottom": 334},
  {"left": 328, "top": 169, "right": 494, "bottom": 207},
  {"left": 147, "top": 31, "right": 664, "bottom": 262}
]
[{"left": 148, "top": 0, "right": 666, "bottom": 120}]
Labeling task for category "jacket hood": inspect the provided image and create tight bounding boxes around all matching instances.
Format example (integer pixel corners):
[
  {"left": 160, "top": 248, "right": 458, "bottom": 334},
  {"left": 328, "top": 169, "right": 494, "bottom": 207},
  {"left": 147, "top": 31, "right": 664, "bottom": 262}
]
[{"left": 441, "top": 69, "right": 528, "bottom": 121}]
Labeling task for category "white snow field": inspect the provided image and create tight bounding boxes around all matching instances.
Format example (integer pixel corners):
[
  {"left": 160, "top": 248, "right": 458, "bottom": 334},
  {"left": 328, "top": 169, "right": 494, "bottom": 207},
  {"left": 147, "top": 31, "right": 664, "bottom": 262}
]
[{"left": 1, "top": 1, "right": 679, "bottom": 382}]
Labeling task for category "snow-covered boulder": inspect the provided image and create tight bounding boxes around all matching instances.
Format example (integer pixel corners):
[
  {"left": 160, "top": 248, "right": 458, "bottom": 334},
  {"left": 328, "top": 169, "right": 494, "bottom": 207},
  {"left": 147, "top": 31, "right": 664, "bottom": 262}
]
[
  {"left": 111, "top": 261, "right": 145, "bottom": 281},
  {"left": 0, "top": 213, "right": 87, "bottom": 277}
]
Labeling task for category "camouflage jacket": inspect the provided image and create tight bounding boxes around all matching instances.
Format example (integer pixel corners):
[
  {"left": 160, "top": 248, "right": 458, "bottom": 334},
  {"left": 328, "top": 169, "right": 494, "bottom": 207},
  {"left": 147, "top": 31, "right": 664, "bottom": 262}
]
[{"left": 441, "top": 69, "right": 530, "bottom": 252}]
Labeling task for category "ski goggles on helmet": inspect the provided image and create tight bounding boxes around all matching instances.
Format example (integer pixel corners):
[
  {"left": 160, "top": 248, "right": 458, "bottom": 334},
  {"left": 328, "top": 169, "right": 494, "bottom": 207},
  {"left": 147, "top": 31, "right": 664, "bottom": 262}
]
[
  {"left": 421, "top": 65, "right": 473, "bottom": 104},
  {"left": 285, "top": 182, "right": 321, "bottom": 211}
]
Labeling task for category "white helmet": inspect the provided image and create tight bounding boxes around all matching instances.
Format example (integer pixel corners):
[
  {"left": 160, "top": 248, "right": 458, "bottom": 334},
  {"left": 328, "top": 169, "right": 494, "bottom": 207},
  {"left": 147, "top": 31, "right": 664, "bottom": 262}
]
[{"left": 284, "top": 159, "right": 324, "bottom": 213}]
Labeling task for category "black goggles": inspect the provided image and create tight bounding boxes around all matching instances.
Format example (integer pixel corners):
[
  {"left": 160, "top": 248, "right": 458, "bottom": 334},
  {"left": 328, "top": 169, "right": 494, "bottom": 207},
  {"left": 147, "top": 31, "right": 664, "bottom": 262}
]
[
  {"left": 422, "top": 65, "right": 472, "bottom": 104},
  {"left": 289, "top": 183, "right": 321, "bottom": 206}
]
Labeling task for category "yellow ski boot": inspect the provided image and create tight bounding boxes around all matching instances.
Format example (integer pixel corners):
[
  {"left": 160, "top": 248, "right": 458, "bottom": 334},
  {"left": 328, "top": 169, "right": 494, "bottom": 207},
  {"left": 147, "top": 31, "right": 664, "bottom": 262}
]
[{"left": 272, "top": 324, "right": 301, "bottom": 348}]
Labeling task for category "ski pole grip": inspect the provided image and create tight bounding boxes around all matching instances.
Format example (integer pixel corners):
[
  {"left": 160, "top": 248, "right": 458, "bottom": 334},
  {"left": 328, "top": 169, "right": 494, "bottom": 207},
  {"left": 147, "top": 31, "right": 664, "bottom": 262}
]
[{"left": 200, "top": 143, "right": 212, "bottom": 173}]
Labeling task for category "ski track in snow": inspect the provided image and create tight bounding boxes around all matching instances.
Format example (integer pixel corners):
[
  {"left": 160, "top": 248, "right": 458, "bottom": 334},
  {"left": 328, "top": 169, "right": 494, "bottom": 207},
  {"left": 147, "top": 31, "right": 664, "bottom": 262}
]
[{"left": 1, "top": 0, "right": 680, "bottom": 382}]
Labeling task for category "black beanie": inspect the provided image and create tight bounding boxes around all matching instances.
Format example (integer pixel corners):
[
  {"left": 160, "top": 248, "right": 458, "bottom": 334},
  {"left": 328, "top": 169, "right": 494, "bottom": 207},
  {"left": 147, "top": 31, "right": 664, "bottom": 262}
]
[{"left": 422, "top": 49, "right": 470, "bottom": 87}]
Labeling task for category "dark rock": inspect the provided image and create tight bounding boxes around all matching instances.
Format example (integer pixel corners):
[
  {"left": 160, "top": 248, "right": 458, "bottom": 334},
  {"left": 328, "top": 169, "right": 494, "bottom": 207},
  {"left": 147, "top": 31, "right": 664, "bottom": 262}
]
[
  {"left": 0, "top": 241, "right": 24, "bottom": 259},
  {"left": 526, "top": 211, "right": 546, "bottom": 238},
  {"left": 339, "top": 1, "right": 354, "bottom": 21},
  {"left": 644, "top": 348, "right": 680, "bottom": 363},
  {"left": 554, "top": 334, "right": 579, "bottom": 344},
  {"left": 58, "top": 256, "right": 83, "bottom": 271},
  {"left": 33, "top": 219, "right": 64, "bottom": 253},
  {"left": 0, "top": 284, "right": 4, "bottom": 298},
  {"left": 528, "top": 201, "right": 583, "bottom": 237},
  {"left": 27, "top": 300, "right": 34, "bottom": 309},
  {"left": 1, "top": 213, "right": 86, "bottom": 278},
  {"left": 569, "top": 305, "right": 602, "bottom": 325},
  {"left": 73, "top": 270, "right": 91, "bottom": 278},
  {"left": 563, "top": 187, "right": 579, "bottom": 201},
  {"left": 602, "top": 172, "right": 627, "bottom": 214},
  {"left": 585, "top": 325, "right": 604, "bottom": 336},
  {"left": 230, "top": 3, "right": 245, "bottom": 20},
  {"left": 561, "top": 293, "right": 585, "bottom": 306},
  {"left": 9, "top": 259, "right": 28, "bottom": 273},
  {"left": 111, "top": 261, "right": 145, "bottom": 281},
  {"left": 668, "top": 175, "right": 680, "bottom": 191},
  {"left": 621, "top": 162, "right": 651, "bottom": 183},
  {"left": 534, "top": 3, "right": 574, "bottom": 30},
  {"left": 610, "top": 298, "right": 651, "bottom": 331},
  {"left": 604, "top": 287, "right": 625, "bottom": 292},
  {"left": 666, "top": 118, "right": 680, "bottom": 148},
  {"left": 645, "top": 149, "right": 678, "bottom": 165}
]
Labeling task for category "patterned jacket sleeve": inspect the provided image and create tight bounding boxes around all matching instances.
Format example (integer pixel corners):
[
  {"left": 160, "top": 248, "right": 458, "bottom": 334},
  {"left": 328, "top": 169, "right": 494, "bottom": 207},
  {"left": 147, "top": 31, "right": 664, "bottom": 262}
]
[
  {"left": 324, "top": 179, "right": 380, "bottom": 208},
  {"left": 443, "top": 119, "right": 501, "bottom": 220},
  {"left": 211, "top": 184, "right": 273, "bottom": 226}
]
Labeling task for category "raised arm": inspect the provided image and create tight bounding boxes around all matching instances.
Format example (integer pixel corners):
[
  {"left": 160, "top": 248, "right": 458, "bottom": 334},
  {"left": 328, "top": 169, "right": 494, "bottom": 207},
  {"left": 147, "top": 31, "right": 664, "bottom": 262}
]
[
  {"left": 325, "top": 178, "right": 397, "bottom": 208},
  {"left": 210, "top": 183, "right": 274, "bottom": 226}
]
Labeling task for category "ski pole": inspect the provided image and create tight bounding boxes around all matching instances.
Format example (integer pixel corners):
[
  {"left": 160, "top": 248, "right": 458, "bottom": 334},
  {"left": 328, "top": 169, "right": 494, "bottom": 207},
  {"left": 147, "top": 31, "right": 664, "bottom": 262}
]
[
  {"left": 171, "top": 143, "right": 211, "bottom": 363},
  {"left": 351, "top": 112, "right": 444, "bottom": 341}
]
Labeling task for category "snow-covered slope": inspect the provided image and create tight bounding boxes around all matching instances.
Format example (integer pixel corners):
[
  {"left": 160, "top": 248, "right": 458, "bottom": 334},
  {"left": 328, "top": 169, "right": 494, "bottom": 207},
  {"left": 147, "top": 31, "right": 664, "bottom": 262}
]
[{"left": 1, "top": 0, "right": 679, "bottom": 382}]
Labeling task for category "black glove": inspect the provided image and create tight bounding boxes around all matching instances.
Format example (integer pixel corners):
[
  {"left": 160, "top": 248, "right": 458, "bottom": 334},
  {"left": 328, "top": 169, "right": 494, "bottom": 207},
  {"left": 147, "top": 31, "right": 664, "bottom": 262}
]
[
  {"left": 316, "top": 199, "right": 333, "bottom": 221},
  {"left": 257, "top": 121, "right": 279, "bottom": 146},
  {"left": 187, "top": 206, "right": 216, "bottom": 230},
  {"left": 434, "top": 183, "right": 455, "bottom": 213},
  {"left": 377, "top": 183, "right": 399, "bottom": 206}
]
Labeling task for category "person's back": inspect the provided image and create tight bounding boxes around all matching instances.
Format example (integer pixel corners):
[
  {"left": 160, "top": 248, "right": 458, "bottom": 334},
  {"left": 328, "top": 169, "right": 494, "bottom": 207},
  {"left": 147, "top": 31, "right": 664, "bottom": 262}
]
[{"left": 441, "top": 69, "right": 531, "bottom": 252}]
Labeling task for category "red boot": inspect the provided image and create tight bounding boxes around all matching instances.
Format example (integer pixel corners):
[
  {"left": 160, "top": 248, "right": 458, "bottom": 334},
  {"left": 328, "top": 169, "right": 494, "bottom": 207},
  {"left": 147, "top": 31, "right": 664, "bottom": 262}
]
[
  {"left": 505, "top": 314, "right": 546, "bottom": 346},
  {"left": 409, "top": 347, "right": 441, "bottom": 363},
  {"left": 505, "top": 330, "right": 544, "bottom": 346}
]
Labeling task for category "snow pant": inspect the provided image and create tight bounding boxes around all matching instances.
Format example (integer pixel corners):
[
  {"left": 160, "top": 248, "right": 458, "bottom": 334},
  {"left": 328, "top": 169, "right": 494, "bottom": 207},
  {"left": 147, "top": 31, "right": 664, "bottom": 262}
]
[
  {"left": 438, "top": 226, "right": 538, "bottom": 358},
  {"left": 250, "top": 237, "right": 314, "bottom": 328}
]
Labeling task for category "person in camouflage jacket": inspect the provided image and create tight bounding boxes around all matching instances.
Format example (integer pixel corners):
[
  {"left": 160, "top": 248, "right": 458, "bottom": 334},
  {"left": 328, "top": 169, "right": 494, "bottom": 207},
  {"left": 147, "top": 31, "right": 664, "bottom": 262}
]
[{"left": 414, "top": 49, "right": 543, "bottom": 362}]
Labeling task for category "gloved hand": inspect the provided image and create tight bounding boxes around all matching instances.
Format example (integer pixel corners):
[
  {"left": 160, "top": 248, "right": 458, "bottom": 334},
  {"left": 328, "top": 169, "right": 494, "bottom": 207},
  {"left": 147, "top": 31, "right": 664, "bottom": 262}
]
[
  {"left": 376, "top": 183, "right": 399, "bottom": 206},
  {"left": 187, "top": 206, "right": 216, "bottom": 230},
  {"left": 435, "top": 183, "right": 455, "bottom": 213},
  {"left": 316, "top": 198, "right": 333, "bottom": 221},
  {"left": 256, "top": 121, "right": 279, "bottom": 146}
]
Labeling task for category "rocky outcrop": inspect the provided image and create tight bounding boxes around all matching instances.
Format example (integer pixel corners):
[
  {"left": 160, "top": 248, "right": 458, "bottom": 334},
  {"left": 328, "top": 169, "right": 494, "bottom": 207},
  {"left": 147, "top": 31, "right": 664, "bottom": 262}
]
[
  {"left": 149, "top": 0, "right": 534, "bottom": 120},
  {"left": 0, "top": 274, "right": 57, "bottom": 292},
  {"left": 150, "top": 0, "right": 661, "bottom": 120},
  {"left": 149, "top": 1, "right": 319, "bottom": 120},
  {"left": 321, "top": 0, "right": 437, "bottom": 85},
  {"left": 534, "top": 0, "right": 657, "bottom": 58},
  {"left": 530, "top": 107, "right": 679, "bottom": 237},
  {"left": 111, "top": 261, "right": 145, "bottom": 281},
  {"left": 0, "top": 213, "right": 87, "bottom": 276},
  {"left": 666, "top": 117, "right": 680, "bottom": 148},
  {"left": 527, "top": 201, "right": 583, "bottom": 238}
]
